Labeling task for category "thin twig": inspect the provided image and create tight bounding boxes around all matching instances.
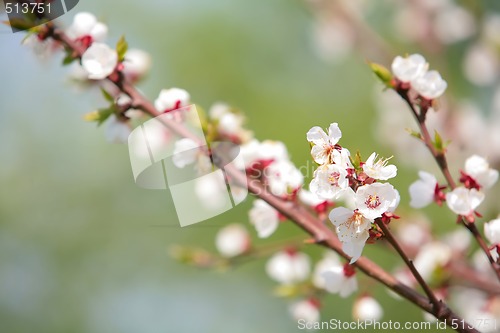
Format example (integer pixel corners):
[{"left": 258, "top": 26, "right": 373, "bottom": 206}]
[
  {"left": 398, "top": 91, "right": 500, "bottom": 282},
  {"left": 375, "top": 219, "right": 443, "bottom": 313}
]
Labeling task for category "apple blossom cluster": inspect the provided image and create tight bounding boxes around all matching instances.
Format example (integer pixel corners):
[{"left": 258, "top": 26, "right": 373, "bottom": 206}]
[
  {"left": 307, "top": 123, "right": 400, "bottom": 263},
  {"left": 391, "top": 53, "right": 447, "bottom": 100},
  {"left": 409, "top": 155, "right": 498, "bottom": 222}
]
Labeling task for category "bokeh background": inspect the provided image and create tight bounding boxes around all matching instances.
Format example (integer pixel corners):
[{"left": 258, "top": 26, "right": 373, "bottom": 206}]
[{"left": 2, "top": 0, "right": 500, "bottom": 332}]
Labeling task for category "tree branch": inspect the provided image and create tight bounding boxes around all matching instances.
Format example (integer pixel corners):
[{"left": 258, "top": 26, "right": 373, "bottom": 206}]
[{"left": 35, "top": 22, "right": 479, "bottom": 333}]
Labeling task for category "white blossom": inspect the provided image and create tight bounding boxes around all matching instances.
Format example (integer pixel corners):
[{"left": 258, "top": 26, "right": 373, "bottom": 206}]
[
  {"left": 66, "top": 12, "right": 108, "bottom": 42},
  {"left": 105, "top": 115, "right": 131, "bottom": 144},
  {"left": 298, "top": 188, "right": 328, "bottom": 210},
  {"left": 321, "top": 263, "right": 358, "bottom": 297},
  {"left": 289, "top": 299, "right": 320, "bottom": 326},
  {"left": 484, "top": 218, "right": 500, "bottom": 245},
  {"left": 353, "top": 296, "right": 383, "bottom": 321},
  {"left": 312, "top": 252, "right": 341, "bottom": 289},
  {"left": 412, "top": 70, "right": 448, "bottom": 100},
  {"left": 307, "top": 123, "right": 342, "bottom": 165},
  {"left": 81, "top": 43, "right": 118, "bottom": 80},
  {"left": 391, "top": 54, "right": 428, "bottom": 83},
  {"left": 266, "top": 250, "right": 311, "bottom": 285},
  {"left": 122, "top": 49, "right": 152, "bottom": 80},
  {"left": 258, "top": 140, "right": 289, "bottom": 162},
  {"left": 463, "top": 44, "right": 499, "bottom": 86},
  {"left": 266, "top": 160, "right": 304, "bottom": 197},
  {"left": 329, "top": 207, "right": 371, "bottom": 263},
  {"left": 310, "top": 164, "right": 349, "bottom": 200},
  {"left": 414, "top": 242, "right": 452, "bottom": 281},
  {"left": 464, "top": 155, "right": 499, "bottom": 189},
  {"left": 355, "top": 183, "right": 399, "bottom": 221},
  {"left": 363, "top": 152, "right": 397, "bottom": 180},
  {"left": 154, "top": 88, "right": 190, "bottom": 113},
  {"left": 172, "top": 138, "right": 199, "bottom": 168},
  {"left": 409, "top": 171, "right": 438, "bottom": 208},
  {"left": 249, "top": 199, "right": 279, "bottom": 238},
  {"left": 445, "top": 187, "right": 484, "bottom": 216},
  {"left": 215, "top": 224, "right": 250, "bottom": 257},
  {"left": 433, "top": 5, "right": 475, "bottom": 44},
  {"left": 209, "top": 103, "right": 253, "bottom": 142}
]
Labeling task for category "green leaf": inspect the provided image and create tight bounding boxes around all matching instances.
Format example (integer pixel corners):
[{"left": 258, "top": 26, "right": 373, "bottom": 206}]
[
  {"left": 100, "top": 88, "right": 115, "bottom": 103},
  {"left": 116, "top": 35, "right": 128, "bottom": 62},
  {"left": 406, "top": 128, "right": 423, "bottom": 140},
  {"left": 62, "top": 52, "right": 77, "bottom": 66},
  {"left": 83, "top": 107, "right": 115, "bottom": 126},
  {"left": 4, "top": 18, "right": 34, "bottom": 31},
  {"left": 350, "top": 151, "right": 363, "bottom": 170},
  {"left": 368, "top": 61, "right": 394, "bottom": 88},
  {"left": 434, "top": 130, "right": 444, "bottom": 152}
]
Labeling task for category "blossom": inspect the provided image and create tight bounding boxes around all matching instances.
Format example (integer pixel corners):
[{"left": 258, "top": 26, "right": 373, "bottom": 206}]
[
  {"left": 298, "top": 188, "right": 330, "bottom": 214},
  {"left": 484, "top": 218, "right": 500, "bottom": 245},
  {"left": 105, "top": 115, "right": 131, "bottom": 144},
  {"left": 391, "top": 54, "right": 428, "bottom": 83},
  {"left": 209, "top": 103, "right": 252, "bottom": 142},
  {"left": 312, "top": 251, "right": 341, "bottom": 289},
  {"left": 329, "top": 207, "right": 371, "bottom": 263},
  {"left": 445, "top": 187, "right": 484, "bottom": 216},
  {"left": 289, "top": 299, "right": 320, "bottom": 325},
  {"left": 154, "top": 88, "right": 190, "bottom": 113},
  {"left": 66, "top": 12, "right": 108, "bottom": 42},
  {"left": 353, "top": 296, "right": 383, "bottom": 321},
  {"left": 306, "top": 123, "right": 342, "bottom": 164},
  {"left": 265, "top": 250, "right": 311, "bottom": 285},
  {"left": 412, "top": 70, "right": 448, "bottom": 100},
  {"left": 249, "top": 199, "right": 279, "bottom": 238},
  {"left": 362, "top": 152, "right": 397, "bottom": 180},
  {"left": 81, "top": 43, "right": 118, "bottom": 80},
  {"left": 122, "top": 49, "right": 152, "bottom": 81},
  {"left": 409, "top": 171, "right": 439, "bottom": 208},
  {"left": 265, "top": 160, "right": 304, "bottom": 197},
  {"left": 172, "top": 138, "right": 199, "bottom": 168},
  {"left": 464, "top": 155, "right": 499, "bottom": 189},
  {"left": 413, "top": 242, "right": 451, "bottom": 281},
  {"left": 321, "top": 262, "right": 358, "bottom": 297},
  {"left": 215, "top": 224, "right": 250, "bottom": 257},
  {"left": 310, "top": 163, "right": 349, "bottom": 200},
  {"left": 355, "top": 183, "right": 399, "bottom": 220}
]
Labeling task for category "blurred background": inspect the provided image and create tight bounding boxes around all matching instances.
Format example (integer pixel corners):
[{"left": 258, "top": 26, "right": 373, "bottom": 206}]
[{"left": 1, "top": 0, "right": 500, "bottom": 332}]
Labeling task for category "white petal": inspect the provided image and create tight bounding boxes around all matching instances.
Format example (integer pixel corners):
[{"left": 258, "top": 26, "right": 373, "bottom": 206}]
[
  {"left": 172, "top": 138, "right": 199, "bottom": 168},
  {"left": 343, "top": 232, "right": 370, "bottom": 264},
  {"left": 327, "top": 122, "right": 342, "bottom": 145},
  {"left": 306, "top": 126, "right": 329, "bottom": 145},
  {"left": 484, "top": 218, "right": 500, "bottom": 244}
]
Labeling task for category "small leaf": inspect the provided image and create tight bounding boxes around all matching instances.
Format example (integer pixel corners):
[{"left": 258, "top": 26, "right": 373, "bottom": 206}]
[
  {"left": 116, "top": 35, "right": 128, "bottom": 62},
  {"left": 434, "top": 130, "right": 444, "bottom": 152},
  {"left": 368, "top": 61, "right": 394, "bottom": 88},
  {"left": 350, "top": 151, "right": 363, "bottom": 170},
  {"left": 4, "top": 18, "right": 34, "bottom": 30},
  {"left": 406, "top": 128, "right": 423, "bottom": 140},
  {"left": 100, "top": 88, "right": 115, "bottom": 103},
  {"left": 83, "top": 107, "right": 115, "bottom": 126},
  {"left": 62, "top": 53, "right": 76, "bottom": 66}
]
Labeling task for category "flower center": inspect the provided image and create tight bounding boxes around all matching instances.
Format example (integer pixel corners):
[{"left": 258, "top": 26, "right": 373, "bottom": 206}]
[
  {"left": 328, "top": 172, "right": 340, "bottom": 186},
  {"left": 345, "top": 212, "right": 364, "bottom": 233},
  {"left": 365, "top": 195, "right": 381, "bottom": 209}
]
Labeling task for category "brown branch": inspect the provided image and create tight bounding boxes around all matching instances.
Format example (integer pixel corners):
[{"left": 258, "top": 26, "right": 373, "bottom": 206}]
[
  {"left": 36, "top": 22, "right": 479, "bottom": 333},
  {"left": 375, "top": 219, "right": 443, "bottom": 313},
  {"left": 398, "top": 91, "right": 500, "bottom": 283}
]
